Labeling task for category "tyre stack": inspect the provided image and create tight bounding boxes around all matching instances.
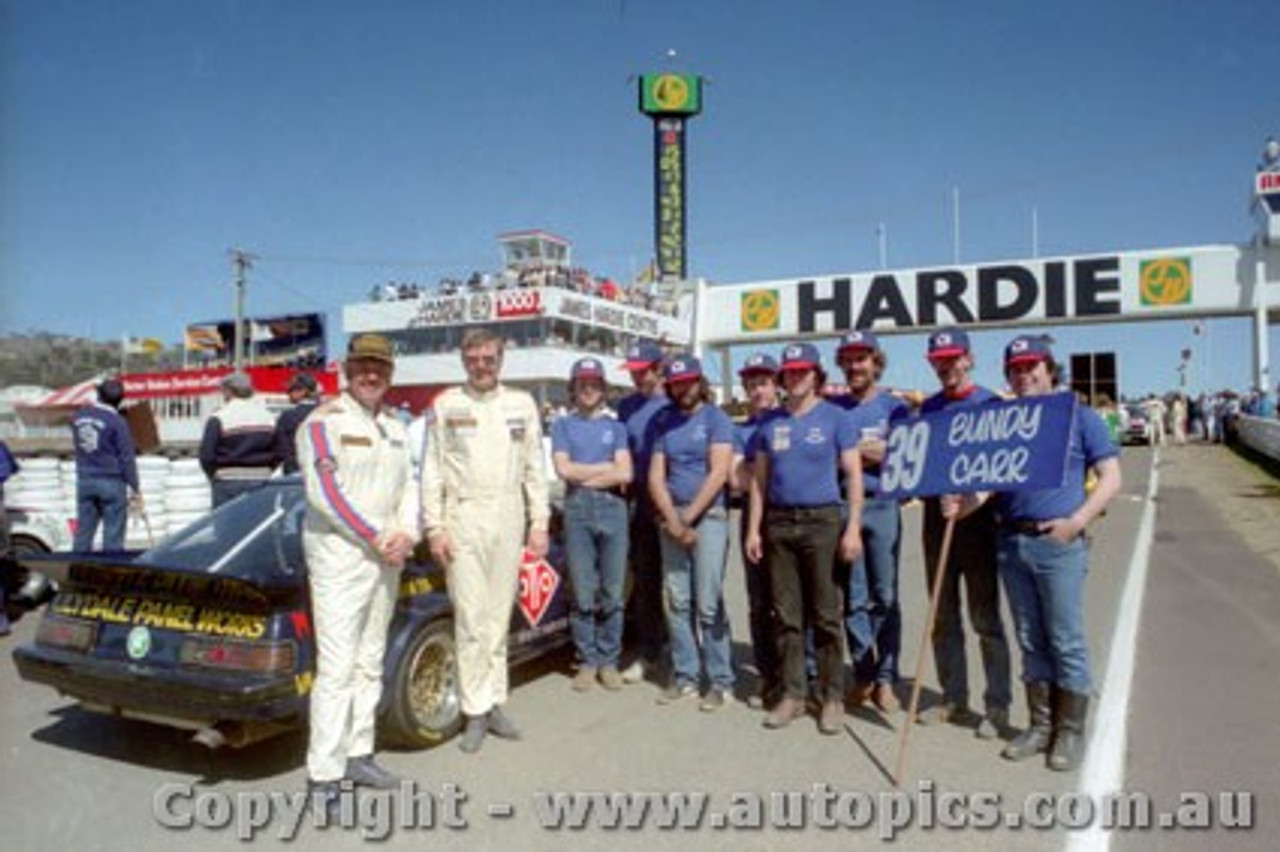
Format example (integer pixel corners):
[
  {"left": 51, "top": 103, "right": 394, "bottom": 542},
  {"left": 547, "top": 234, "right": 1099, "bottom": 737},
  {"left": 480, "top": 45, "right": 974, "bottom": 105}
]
[
  {"left": 4, "top": 458, "right": 65, "bottom": 516},
  {"left": 126, "top": 456, "right": 172, "bottom": 548},
  {"left": 164, "top": 458, "right": 211, "bottom": 537}
]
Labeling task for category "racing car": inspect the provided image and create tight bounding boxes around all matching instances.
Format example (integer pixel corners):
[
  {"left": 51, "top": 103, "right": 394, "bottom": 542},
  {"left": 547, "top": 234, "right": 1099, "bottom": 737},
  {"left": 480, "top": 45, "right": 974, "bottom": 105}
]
[{"left": 11, "top": 477, "right": 570, "bottom": 749}]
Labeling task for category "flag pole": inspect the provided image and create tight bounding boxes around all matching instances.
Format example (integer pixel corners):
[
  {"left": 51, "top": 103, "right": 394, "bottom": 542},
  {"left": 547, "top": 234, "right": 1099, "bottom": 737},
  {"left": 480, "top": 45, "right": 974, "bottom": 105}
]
[{"left": 894, "top": 513, "right": 957, "bottom": 788}]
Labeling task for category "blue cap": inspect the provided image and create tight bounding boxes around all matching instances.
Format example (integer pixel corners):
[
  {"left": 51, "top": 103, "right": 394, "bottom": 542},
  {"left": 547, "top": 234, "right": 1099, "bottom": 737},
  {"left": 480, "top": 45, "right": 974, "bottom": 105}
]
[
  {"left": 927, "top": 327, "right": 971, "bottom": 359},
  {"left": 664, "top": 355, "right": 703, "bottom": 382},
  {"left": 779, "top": 342, "right": 822, "bottom": 372},
  {"left": 570, "top": 357, "right": 606, "bottom": 382},
  {"left": 1004, "top": 335, "right": 1053, "bottom": 366},
  {"left": 738, "top": 352, "right": 779, "bottom": 377},
  {"left": 837, "top": 329, "right": 880, "bottom": 353},
  {"left": 622, "top": 341, "right": 664, "bottom": 370}
]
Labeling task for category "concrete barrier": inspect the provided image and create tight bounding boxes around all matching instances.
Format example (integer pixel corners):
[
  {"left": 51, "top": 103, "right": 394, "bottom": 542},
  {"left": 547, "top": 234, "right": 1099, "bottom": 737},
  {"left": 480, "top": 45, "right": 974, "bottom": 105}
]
[{"left": 1235, "top": 414, "right": 1280, "bottom": 463}]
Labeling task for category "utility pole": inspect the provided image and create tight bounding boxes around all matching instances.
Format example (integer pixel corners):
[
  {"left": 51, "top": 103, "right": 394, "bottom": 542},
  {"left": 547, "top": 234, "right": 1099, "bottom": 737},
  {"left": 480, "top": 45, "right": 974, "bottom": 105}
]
[{"left": 230, "top": 249, "right": 256, "bottom": 372}]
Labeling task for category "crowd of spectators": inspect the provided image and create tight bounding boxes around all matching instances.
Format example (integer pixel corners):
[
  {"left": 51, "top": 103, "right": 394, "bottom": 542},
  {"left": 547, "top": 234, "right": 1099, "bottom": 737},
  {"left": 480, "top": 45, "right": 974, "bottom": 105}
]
[{"left": 366, "top": 262, "right": 680, "bottom": 317}]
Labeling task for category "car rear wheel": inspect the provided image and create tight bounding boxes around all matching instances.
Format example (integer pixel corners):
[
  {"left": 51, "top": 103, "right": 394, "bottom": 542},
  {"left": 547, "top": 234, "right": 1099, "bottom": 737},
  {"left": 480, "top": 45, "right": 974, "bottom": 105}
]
[{"left": 383, "top": 618, "right": 462, "bottom": 748}]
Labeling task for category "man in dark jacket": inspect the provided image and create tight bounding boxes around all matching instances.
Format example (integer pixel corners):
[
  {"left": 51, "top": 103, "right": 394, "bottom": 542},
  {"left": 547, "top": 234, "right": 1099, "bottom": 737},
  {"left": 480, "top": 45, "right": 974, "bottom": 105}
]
[
  {"left": 274, "top": 372, "right": 321, "bottom": 474},
  {"left": 199, "top": 372, "right": 278, "bottom": 507},
  {"left": 70, "top": 379, "right": 140, "bottom": 551}
]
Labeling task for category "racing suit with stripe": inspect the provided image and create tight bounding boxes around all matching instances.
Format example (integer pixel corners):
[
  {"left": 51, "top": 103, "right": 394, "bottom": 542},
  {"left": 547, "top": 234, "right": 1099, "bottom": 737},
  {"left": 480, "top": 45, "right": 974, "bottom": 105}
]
[
  {"left": 421, "top": 384, "right": 550, "bottom": 717},
  {"left": 297, "top": 393, "right": 418, "bottom": 782}
]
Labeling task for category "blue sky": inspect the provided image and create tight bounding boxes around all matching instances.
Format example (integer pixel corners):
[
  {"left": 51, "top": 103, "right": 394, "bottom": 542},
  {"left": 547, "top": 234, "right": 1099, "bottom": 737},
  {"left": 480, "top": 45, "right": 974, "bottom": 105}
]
[{"left": 3, "top": 0, "right": 1279, "bottom": 396}]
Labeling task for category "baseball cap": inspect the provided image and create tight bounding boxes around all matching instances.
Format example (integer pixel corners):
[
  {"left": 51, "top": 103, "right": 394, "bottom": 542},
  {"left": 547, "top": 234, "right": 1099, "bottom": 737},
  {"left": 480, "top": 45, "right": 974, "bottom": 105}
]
[
  {"left": 779, "top": 342, "right": 822, "bottom": 372},
  {"left": 621, "top": 340, "right": 664, "bottom": 371},
  {"left": 347, "top": 333, "right": 395, "bottom": 365},
  {"left": 287, "top": 372, "right": 318, "bottom": 393},
  {"left": 837, "top": 329, "right": 880, "bottom": 354},
  {"left": 738, "top": 352, "right": 779, "bottom": 378},
  {"left": 664, "top": 355, "right": 703, "bottom": 383},
  {"left": 927, "top": 328, "right": 971, "bottom": 360},
  {"left": 570, "top": 357, "right": 606, "bottom": 382},
  {"left": 1004, "top": 335, "right": 1054, "bottom": 366}
]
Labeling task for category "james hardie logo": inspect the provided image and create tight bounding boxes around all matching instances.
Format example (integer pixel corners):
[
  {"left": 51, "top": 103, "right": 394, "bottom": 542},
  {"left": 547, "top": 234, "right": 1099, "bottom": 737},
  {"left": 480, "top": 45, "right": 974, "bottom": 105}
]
[
  {"left": 1139, "top": 257, "right": 1193, "bottom": 306},
  {"left": 651, "top": 74, "right": 691, "bottom": 111},
  {"left": 741, "top": 289, "right": 780, "bottom": 332},
  {"left": 1009, "top": 339, "right": 1030, "bottom": 355}
]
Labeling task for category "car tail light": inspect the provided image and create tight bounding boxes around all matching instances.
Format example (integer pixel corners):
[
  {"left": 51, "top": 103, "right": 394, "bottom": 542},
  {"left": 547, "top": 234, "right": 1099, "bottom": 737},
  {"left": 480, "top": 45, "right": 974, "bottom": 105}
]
[
  {"left": 36, "top": 616, "right": 98, "bottom": 652},
  {"left": 179, "top": 637, "right": 297, "bottom": 674}
]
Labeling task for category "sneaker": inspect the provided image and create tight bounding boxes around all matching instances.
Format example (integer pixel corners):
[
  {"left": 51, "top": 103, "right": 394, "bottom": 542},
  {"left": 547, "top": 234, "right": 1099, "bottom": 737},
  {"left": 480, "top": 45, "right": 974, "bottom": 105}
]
[
  {"left": 872, "top": 682, "right": 899, "bottom": 714},
  {"left": 598, "top": 667, "right": 624, "bottom": 691},
  {"left": 656, "top": 683, "right": 698, "bottom": 705},
  {"left": 487, "top": 706, "right": 522, "bottom": 740},
  {"left": 976, "top": 707, "right": 1010, "bottom": 740},
  {"left": 572, "top": 666, "right": 597, "bottom": 692},
  {"left": 819, "top": 700, "right": 845, "bottom": 735},
  {"left": 459, "top": 716, "right": 486, "bottom": 753},
  {"left": 699, "top": 688, "right": 729, "bottom": 712},
  {"left": 621, "top": 658, "right": 649, "bottom": 684},
  {"left": 344, "top": 755, "right": 400, "bottom": 790}
]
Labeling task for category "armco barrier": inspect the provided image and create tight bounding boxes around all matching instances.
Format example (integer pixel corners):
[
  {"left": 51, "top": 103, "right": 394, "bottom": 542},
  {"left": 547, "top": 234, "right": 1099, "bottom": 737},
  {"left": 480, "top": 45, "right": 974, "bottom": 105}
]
[{"left": 1234, "top": 414, "right": 1280, "bottom": 464}]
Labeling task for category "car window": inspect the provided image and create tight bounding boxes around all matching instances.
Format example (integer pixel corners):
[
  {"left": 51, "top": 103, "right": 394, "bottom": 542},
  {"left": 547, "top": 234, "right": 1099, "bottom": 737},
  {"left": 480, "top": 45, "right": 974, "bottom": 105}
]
[{"left": 134, "top": 482, "right": 306, "bottom": 583}]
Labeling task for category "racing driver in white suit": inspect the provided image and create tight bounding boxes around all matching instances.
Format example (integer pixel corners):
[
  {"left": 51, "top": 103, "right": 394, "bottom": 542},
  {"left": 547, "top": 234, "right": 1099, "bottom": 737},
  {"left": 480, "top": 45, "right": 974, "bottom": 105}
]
[
  {"left": 422, "top": 328, "right": 550, "bottom": 754},
  {"left": 297, "top": 333, "right": 418, "bottom": 813}
]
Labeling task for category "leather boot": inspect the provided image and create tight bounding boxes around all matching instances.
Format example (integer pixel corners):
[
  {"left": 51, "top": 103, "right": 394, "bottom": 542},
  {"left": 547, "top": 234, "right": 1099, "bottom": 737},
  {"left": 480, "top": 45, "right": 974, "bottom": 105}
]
[
  {"left": 1001, "top": 682, "right": 1053, "bottom": 761},
  {"left": 1048, "top": 689, "right": 1089, "bottom": 772}
]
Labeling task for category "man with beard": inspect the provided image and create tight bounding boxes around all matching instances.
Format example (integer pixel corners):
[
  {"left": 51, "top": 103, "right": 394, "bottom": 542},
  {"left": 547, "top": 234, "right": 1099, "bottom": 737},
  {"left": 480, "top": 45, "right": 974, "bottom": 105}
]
[{"left": 830, "top": 330, "right": 909, "bottom": 715}]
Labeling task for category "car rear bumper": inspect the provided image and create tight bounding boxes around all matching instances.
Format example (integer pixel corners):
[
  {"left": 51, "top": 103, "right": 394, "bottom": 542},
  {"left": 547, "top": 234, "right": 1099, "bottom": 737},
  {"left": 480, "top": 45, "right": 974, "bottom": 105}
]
[{"left": 12, "top": 645, "right": 306, "bottom": 725}]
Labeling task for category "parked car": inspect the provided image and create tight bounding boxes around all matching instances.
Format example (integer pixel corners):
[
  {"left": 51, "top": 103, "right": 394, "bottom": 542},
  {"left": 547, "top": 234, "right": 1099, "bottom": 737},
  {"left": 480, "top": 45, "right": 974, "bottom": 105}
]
[
  {"left": 11, "top": 478, "right": 570, "bottom": 749},
  {"left": 1122, "top": 404, "right": 1155, "bottom": 445}
]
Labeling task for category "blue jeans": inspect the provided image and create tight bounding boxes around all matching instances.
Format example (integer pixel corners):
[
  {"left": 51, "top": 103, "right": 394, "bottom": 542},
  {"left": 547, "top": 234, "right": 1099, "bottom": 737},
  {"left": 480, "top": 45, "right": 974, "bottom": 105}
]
[
  {"left": 659, "top": 505, "right": 734, "bottom": 691},
  {"left": 564, "top": 488, "right": 629, "bottom": 669},
  {"left": 74, "top": 477, "right": 128, "bottom": 551},
  {"left": 845, "top": 497, "right": 902, "bottom": 685},
  {"left": 997, "top": 531, "right": 1092, "bottom": 693}
]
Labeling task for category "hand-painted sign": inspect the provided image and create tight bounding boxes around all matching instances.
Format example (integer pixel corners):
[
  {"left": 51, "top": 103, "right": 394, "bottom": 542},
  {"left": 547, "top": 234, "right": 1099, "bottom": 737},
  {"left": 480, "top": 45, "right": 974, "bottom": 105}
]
[{"left": 878, "top": 393, "right": 1075, "bottom": 499}]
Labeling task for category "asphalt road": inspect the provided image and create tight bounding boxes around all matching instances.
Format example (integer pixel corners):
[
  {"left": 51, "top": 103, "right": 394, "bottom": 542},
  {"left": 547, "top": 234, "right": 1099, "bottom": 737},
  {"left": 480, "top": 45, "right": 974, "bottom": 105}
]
[{"left": 0, "top": 445, "right": 1274, "bottom": 851}]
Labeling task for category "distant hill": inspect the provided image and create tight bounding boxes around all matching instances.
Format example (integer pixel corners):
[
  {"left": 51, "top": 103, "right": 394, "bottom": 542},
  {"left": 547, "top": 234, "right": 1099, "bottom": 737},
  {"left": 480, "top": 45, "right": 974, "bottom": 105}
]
[{"left": 0, "top": 333, "right": 184, "bottom": 389}]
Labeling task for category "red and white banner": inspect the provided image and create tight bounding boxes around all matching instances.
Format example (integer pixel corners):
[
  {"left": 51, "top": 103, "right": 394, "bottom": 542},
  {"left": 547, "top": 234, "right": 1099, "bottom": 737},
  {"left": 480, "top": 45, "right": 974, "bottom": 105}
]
[{"left": 495, "top": 289, "right": 543, "bottom": 318}]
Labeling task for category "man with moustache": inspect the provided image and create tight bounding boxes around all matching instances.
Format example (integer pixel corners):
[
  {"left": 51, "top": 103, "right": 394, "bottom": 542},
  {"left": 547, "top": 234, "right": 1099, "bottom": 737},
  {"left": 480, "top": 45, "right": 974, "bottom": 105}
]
[
  {"left": 296, "top": 334, "right": 419, "bottom": 813},
  {"left": 422, "top": 328, "right": 550, "bottom": 754},
  {"left": 830, "top": 330, "right": 909, "bottom": 715}
]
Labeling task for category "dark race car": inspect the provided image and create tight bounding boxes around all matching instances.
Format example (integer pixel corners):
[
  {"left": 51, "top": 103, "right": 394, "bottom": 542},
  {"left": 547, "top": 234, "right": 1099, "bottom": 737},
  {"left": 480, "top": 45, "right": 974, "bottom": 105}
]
[{"left": 11, "top": 477, "right": 570, "bottom": 749}]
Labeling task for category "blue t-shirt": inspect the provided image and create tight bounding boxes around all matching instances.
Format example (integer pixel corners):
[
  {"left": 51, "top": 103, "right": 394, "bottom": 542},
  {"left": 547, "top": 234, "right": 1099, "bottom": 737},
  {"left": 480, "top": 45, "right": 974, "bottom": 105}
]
[
  {"left": 919, "top": 384, "right": 1001, "bottom": 415},
  {"left": 736, "top": 407, "right": 785, "bottom": 462},
  {"left": 831, "top": 389, "right": 909, "bottom": 496},
  {"left": 617, "top": 391, "right": 672, "bottom": 490},
  {"left": 755, "top": 400, "right": 857, "bottom": 507},
  {"left": 69, "top": 403, "right": 140, "bottom": 490},
  {"left": 999, "top": 396, "right": 1118, "bottom": 522},
  {"left": 653, "top": 404, "right": 735, "bottom": 508},
  {"left": 551, "top": 410, "right": 627, "bottom": 466}
]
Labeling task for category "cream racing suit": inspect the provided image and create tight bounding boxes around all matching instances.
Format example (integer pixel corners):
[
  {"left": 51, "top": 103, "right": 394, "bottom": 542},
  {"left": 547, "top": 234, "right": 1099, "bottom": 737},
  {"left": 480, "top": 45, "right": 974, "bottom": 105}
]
[
  {"left": 421, "top": 384, "right": 550, "bottom": 717},
  {"left": 297, "top": 393, "right": 418, "bottom": 782}
]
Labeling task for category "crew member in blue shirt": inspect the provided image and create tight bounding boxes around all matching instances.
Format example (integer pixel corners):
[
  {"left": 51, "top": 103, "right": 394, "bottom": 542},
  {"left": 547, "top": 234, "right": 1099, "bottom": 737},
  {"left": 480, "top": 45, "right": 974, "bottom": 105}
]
[
  {"left": 830, "top": 330, "right": 909, "bottom": 715},
  {"left": 551, "top": 357, "right": 633, "bottom": 692},
  {"left": 616, "top": 341, "right": 671, "bottom": 684},
  {"left": 745, "top": 343, "right": 863, "bottom": 734},
  {"left": 916, "top": 328, "right": 1012, "bottom": 739},
  {"left": 649, "top": 355, "right": 736, "bottom": 711},
  {"left": 945, "top": 335, "right": 1120, "bottom": 772},
  {"left": 732, "top": 352, "right": 784, "bottom": 708},
  {"left": 69, "top": 378, "right": 140, "bottom": 551}
]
